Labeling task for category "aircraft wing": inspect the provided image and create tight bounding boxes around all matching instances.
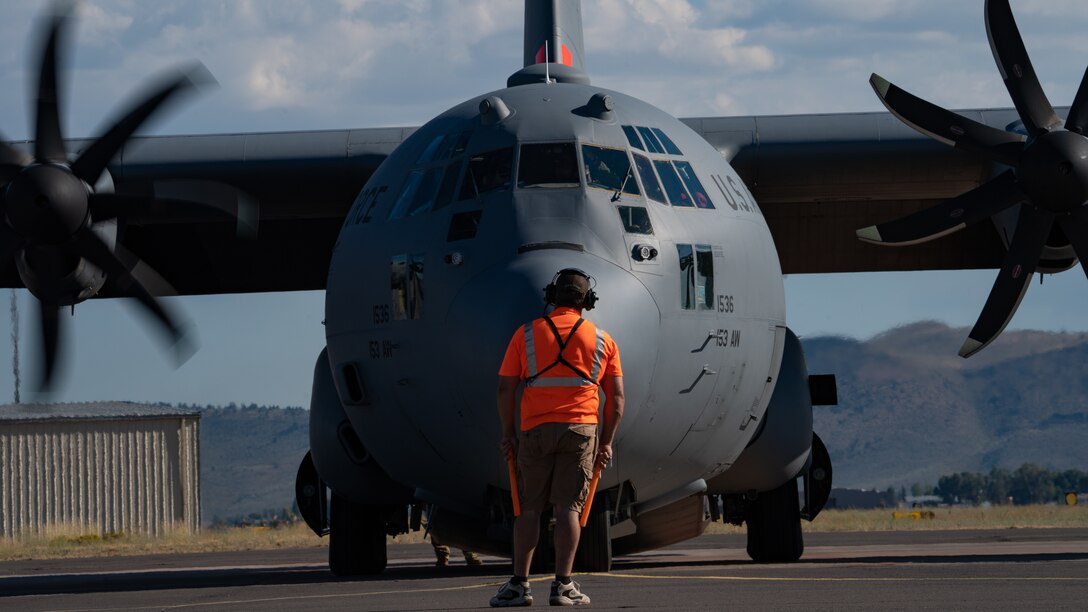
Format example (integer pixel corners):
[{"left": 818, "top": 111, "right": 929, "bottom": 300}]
[
  {"left": 0, "top": 127, "right": 411, "bottom": 295},
  {"left": 682, "top": 108, "right": 1039, "bottom": 274},
  {"left": 1, "top": 108, "right": 1032, "bottom": 294}
]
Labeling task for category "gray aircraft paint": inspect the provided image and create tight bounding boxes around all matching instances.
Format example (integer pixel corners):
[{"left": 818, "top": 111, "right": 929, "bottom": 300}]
[{"left": 326, "top": 67, "right": 785, "bottom": 510}]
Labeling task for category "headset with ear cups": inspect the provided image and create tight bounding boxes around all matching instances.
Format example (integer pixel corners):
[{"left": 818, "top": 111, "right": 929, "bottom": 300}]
[{"left": 543, "top": 268, "right": 598, "bottom": 310}]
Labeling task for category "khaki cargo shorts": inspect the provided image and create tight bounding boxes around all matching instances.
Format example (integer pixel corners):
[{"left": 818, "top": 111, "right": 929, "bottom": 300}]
[{"left": 517, "top": 422, "right": 597, "bottom": 513}]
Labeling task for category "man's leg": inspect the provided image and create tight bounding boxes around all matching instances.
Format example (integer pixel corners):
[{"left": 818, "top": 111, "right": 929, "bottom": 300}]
[
  {"left": 512, "top": 509, "right": 541, "bottom": 578},
  {"left": 552, "top": 507, "right": 581, "bottom": 577}
]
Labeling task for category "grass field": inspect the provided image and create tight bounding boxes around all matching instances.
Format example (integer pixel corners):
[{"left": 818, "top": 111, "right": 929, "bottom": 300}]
[{"left": 2, "top": 504, "right": 1085, "bottom": 562}]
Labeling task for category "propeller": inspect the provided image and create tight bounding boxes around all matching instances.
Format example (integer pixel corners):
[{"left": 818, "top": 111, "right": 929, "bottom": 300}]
[
  {"left": 856, "top": 0, "right": 1088, "bottom": 358},
  {"left": 0, "top": 4, "right": 215, "bottom": 388}
]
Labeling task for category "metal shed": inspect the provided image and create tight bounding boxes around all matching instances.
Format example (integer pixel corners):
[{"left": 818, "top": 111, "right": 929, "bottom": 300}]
[{"left": 0, "top": 403, "right": 200, "bottom": 539}]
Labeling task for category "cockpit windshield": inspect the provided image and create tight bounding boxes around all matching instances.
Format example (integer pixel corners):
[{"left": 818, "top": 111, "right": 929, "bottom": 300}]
[
  {"left": 517, "top": 143, "right": 580, "bottom": 188},
  {"left": 458, "top": 147, "right": 513, "bottom": 200},
  {"left": 582, "top": 145, "right": 640, "bottom": 196}
]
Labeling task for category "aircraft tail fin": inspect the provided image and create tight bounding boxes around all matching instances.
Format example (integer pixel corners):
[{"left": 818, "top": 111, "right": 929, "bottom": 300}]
[
  {"left": 512, "top": 0, "right": 589, "bottom": 86},
  {"left": 523, "top": 0, "right": 585, "bottom": 72}
]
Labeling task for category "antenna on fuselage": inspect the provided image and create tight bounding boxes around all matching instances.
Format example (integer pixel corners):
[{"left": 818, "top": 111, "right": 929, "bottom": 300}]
[{"left": 544, "top": 41, "right": 552, "bottom": 84}]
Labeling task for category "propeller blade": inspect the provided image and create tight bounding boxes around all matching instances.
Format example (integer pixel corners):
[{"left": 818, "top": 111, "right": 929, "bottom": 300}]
[
  {"left": 960, "top": 205, "right": 1054, "bottom": 358},
  {"left": 71, "top": 63, "right": 215, "bottom": 185},
  {"left": 870, "top": 74, "right": 1025, "bottom": 166},
  {"left": 1066, "top": 67, "right": 1088, "bottom": 135},
  {"left": 70, "top": 227, "right": 193, "bottom": 363},
  {"left": 1056, "top": 210, "right": 1088, "bottom": 280},
  {"left": 34, "top": 6, "right": 73, "bottom": 163},
  {"left": 857, "top": 170, "right": 1025, "bottom": 246},
  {"left": 37, "top": 297, "right": 61, "bottom": 390},
  {"left": 985, "top": 0, "right": 1061, "bottom": 136}
]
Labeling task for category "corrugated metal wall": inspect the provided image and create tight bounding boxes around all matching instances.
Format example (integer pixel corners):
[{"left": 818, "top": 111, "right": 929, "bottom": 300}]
[{"left": 0, "top": 417, "right": 200, "bottom": 538}]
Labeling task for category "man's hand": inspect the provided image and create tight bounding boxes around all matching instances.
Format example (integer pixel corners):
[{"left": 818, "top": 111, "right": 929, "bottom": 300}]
[
  {"left": 500, "top": 435, "right": 519, "bottom": 461},
  {"left": 595, "top": 443, "right": 613, "bottom": 470}
]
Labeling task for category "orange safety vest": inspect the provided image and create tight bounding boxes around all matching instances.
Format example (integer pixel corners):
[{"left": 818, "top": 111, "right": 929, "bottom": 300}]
[{"left": 500, "top": 307, "right": 618, "bottom": 431}]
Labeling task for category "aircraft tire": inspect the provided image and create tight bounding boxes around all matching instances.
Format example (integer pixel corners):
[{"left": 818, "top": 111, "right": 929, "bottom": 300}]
[
  {"left": 574, "top": 499, "right": 612, "bottom": 572},
  {"left": 745, "top": 478, "right": 804, "bottom": 563},
  {"left": 329, "top": 493, "right": 387, "bottom": 575}
]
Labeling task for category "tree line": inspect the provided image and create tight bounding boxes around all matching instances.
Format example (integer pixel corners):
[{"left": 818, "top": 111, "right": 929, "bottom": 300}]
[{"left": 932, "top": 463, "right": 1088, "bottom": 505}]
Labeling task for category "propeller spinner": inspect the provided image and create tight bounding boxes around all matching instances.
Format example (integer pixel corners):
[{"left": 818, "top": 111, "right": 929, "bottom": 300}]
[
  {"left": 0, "top": 5, "right": 213, "bottom": 388},
  {"left": 857, "top": 0, "right": 1088, "bottom": 358}
]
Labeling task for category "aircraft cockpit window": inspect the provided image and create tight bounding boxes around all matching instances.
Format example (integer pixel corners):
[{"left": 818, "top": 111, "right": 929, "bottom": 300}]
[
  {"left": 632, "top": 153, "right": 666, "bottom": 205},
  {"left": 391, "top": 253, "right": 424, "bottom": 320},
  {"left": 677, "top": 243, "right": 713, "bottom": 310},
  {"left": 653, "top": 160, "right": 693, "bottom": 207},
  {"left": 651, "top": 128, "right": 683, "bottom": 155},
  {"left": 517, "top": 143, "right": 580, "bottom": 188},
  {"left": 432, "top": 159, "right": 463, "bottom": 212},
  {"left": 416, "top": 133, "right": 447, "bottom": 165},
  {"left": 458, "top": 147, "right": 513, "bottom": 200},
  {"left": 637, "top": 127, "right": 665, "bottom": 154},
  {"left": 673, "top": 161, "right": 714, "bottom": 209},
  {"left": 617, "top": 205, "right": 653, "bottom": 234},
  {"left": 389, "top": 169, "right": 425, "bottom": 219},
  {"left": 442, "top": 131, "right": 473, "bottom": 159},
  {"left": 622, "top": 125, "right": 644, "bottom": 151},
  {"left": 582, "top": 145, "right": 640, "bottom": 196}
]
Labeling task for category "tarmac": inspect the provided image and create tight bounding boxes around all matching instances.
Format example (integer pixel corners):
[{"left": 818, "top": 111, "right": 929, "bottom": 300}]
[{"left": 2, "top": 528, "right": 1087, "bottom": 610}]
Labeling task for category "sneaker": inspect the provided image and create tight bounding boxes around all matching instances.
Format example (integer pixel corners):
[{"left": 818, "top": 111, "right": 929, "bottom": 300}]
[
  {"left": 490, "top": 580, "right": 533, "bottom": 607},
  {"left": 550, "top": 580, "right": 590, "bottom": 606},
  {"left": 464, "top": 551, "right": 483, "bottom": 566}
]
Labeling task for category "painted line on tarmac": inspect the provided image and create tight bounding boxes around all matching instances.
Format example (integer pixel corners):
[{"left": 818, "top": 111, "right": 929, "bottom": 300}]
[
  {"left": 43, "top": 580, "right": 507, "bottom": 611},
  {"left": 588, "top": 571, "right": 1088, "bottom": 583}
]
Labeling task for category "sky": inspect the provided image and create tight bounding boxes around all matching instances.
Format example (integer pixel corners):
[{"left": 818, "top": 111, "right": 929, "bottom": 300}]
[{"left": 2, "top": 0, "right": 1088, "bottom": 408}]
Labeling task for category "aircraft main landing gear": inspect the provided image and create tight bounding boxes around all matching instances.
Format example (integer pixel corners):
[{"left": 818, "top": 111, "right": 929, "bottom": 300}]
[
  {"left": 329, "top": 493, "right": 388, "bottom": 576},
  {"left": 574, "top": 495, "right": 612, "bottom": 572},
  {"left": 745, "top": 478, "right": 803, "bottom": 563}
]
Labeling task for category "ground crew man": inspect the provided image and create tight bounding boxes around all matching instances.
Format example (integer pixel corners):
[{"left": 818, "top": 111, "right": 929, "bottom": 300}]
[{"left": 490, "top": 268, "right": 624, "bottom": 607}]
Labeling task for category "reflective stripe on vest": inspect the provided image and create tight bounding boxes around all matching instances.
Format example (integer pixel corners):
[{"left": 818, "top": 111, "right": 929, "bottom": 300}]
[{"left": 523, "top": 320, "right": 607, "bottom": 388}]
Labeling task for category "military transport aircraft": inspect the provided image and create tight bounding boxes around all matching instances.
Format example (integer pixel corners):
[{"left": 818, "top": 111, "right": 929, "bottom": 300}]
[{"left": 3, "top": 0, "right": 1086, "bottom": 573}]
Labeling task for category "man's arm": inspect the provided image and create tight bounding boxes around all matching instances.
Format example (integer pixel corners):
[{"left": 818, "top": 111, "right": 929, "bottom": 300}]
[
  {"left": 596, "top": 375, "right": 624, "bottom": 469},
  {"left": 497, "top": 375, "right": 521, "bottom": 459}
]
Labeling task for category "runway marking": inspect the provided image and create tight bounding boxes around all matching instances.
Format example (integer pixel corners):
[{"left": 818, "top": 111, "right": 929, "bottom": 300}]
[
  {"left": 43, "top": 580, "right": 506, "bottom": 611},
  {"left": 588, "top": 571, "right": 1088, "bottom": 583}
]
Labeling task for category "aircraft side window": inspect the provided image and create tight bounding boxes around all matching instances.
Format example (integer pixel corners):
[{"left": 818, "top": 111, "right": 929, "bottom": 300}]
[
  {"left": 652, "top": 128, "right": 683, "bottom": 155},
  {"left": 582, "top": 145, "right": 640, "bottom": 195},
  {"left": 637, "top": 126, "right": 665, "bottom": 154},
  {"left": 389, "top": 169, "right": 425, "bottom": 219},
  {"left": 673, "top": 161, "right": 714, "bottom": 209},
  {"left": 677, "top": 244, "right": 714, "bottom": 310},
  {"left": 622, "top": 125, "right": 644, "bottom": 151},
  {"left": 391, "top": 253, "right": 425, "bottom": 320},
  {"left": 654, "top": 159, "right": 693, "bottom": 207},
  {"left": 677, "top": 244, "right": 695, "bottom": 309},
  {"left": 517, "top": 142, "right": 580, "bottom": 188},
  {"left": 633, "top": 153, "right": 666, "bottom": 205},
  {"left": 458, "top": 147, "right": 513, "bottom": 200},
  {"left": 617, "top": 205, "right": 653, "bottom": 235},
  {"left": 447, "top": 210, "right": 481, "bottom": 241},
  {"left": 695, "top": 244, "right": 714, "bottom": 310}
]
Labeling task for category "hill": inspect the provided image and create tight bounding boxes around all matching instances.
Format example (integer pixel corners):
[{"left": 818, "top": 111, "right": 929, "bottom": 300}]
[
  {"left": 805, "top": 322, "right": 1088, "bottom": 489},
  {"left": 193, "top": 324, "right": 1088, "bottom": 520},
  {"left": 198, "top": 404, "right": 309, "bottom": 525}
]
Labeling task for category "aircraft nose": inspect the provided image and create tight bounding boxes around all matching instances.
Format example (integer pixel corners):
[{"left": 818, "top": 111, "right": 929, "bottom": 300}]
[{"left": 443, "top": 253, "right": 659, "bottom": 443}]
